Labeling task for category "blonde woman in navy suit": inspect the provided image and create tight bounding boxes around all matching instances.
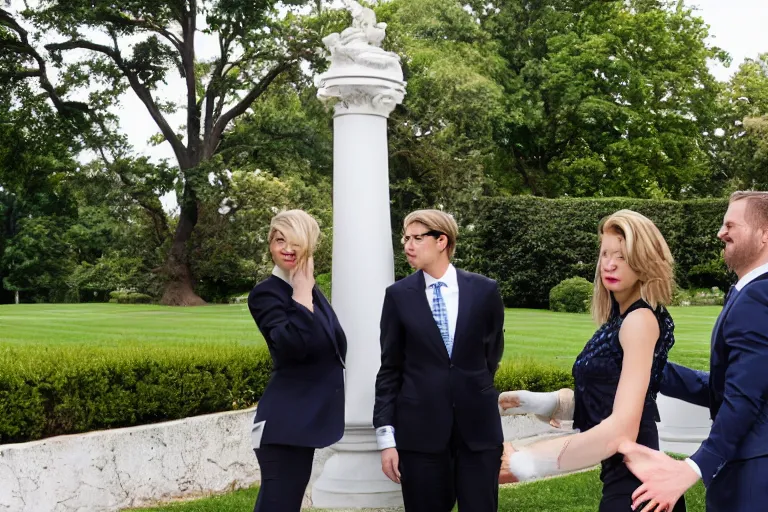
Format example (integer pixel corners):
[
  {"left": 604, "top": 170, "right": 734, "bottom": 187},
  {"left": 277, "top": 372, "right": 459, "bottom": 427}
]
[{"left": 247, "top": 210, "right": 347, "bottom": 512}]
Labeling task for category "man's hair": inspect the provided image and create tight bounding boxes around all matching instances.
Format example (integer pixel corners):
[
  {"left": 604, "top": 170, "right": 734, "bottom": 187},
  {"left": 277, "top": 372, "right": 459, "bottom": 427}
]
[
  {"left": 268, "top": 209, "right": 320, "bottom": 268},
  {"left": 591, "top": 210, "right": 675, "bottom": 324},
  {"left": 729, "top": 191, "right": 768, "bottom": 229},
  {"left": 403, "top": 209, "right": 459, "bottom": 259}
]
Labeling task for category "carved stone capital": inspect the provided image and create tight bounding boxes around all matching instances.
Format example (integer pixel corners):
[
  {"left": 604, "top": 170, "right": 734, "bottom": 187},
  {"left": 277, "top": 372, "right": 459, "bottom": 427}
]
[
  {"left": 316, "top": 78, "right": 405, "bottom": 118},
  {"left": 314, "top": 0, "right": 405, "bottom": 118}
]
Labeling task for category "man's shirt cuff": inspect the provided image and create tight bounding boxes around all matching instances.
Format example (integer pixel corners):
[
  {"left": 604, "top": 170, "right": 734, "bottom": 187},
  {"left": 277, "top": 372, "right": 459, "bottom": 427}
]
[
  {"left": 376, "top": 425, "right": 396, "bottom": 450},
  {"left": 685, "top": 457, "right": 702, "bottom": 478}
]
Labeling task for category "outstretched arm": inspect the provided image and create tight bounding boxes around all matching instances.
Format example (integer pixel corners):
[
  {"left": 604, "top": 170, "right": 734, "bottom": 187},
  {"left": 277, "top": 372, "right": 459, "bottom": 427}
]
[
  {"left": 502, "top": 308, "right": 658, "bottom": 480},
  {"left": 660, "top": 362, "right": 710, "bottom": 408},
  {"left": 499, "top": 388, "right": 575, "bottom": 427}
]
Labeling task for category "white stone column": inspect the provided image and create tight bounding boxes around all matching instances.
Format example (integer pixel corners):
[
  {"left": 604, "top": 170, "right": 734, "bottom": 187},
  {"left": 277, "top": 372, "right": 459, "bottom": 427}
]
[
  {"left": 311, "top": 1, "right": 406, "bottom": 508},
  {"left": 656, "top": 394, "right": 712, "bottom": 456}
]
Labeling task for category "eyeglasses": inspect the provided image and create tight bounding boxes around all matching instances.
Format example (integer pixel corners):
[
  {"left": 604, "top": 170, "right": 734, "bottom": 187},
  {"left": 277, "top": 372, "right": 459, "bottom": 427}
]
[{"left": 400, "top": 230, "right": 445, "bottom": 245}]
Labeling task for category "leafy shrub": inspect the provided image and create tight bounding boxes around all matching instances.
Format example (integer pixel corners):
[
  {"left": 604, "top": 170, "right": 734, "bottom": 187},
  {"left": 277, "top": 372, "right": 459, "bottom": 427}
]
[
  {"left": 550, "top": 277, "right": 593, "bottom": 313},
  {"left": 0, "top": 345, "right": 272, "bottom": 444},
  {"left": 108, "top": 291, "right": 153, "bottom": 304},
  {"left": 316, "top": 272, "right": 332, "bottom": 300},
  {"left": 687, "top": 256, "right": 732, "bottom": 291},
  {"left": 494, "top": 359, "right": 574, "bottom": 392}
]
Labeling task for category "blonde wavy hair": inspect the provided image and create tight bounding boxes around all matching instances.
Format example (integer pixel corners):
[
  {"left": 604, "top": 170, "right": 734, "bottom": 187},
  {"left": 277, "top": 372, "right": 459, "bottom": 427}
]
[
  {"left": 268, "top": 209, "right": 320, "bottom": 269},
  {"left": 591, "top": 210, "right": 675, "bottom": 324}
]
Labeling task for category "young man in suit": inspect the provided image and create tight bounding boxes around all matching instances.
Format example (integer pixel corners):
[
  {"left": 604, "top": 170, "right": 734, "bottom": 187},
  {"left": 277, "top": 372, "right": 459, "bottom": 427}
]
[
  {"left": 619, "top": 191, "right": 768, "bottom": 512},
  {"left": 373, "top": 209, "right": 505, "bottom": 512}
]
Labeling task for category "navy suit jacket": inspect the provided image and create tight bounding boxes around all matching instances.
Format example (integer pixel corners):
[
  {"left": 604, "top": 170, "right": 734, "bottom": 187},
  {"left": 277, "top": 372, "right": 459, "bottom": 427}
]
[
  {"left": 373, "top": 268, "right": 505, "bottom": 453},
  {"left": 248, "top": 275, "right": 347, "bottom": 448},
  {"left": 661, "top": 273, "right": 768, "bottom": 488}
]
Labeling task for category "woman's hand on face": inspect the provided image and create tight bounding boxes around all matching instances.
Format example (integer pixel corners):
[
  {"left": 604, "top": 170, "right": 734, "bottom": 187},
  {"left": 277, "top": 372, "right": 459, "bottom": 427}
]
[{"left": 291, "top": 256, "right": 315, "bottom": 294}]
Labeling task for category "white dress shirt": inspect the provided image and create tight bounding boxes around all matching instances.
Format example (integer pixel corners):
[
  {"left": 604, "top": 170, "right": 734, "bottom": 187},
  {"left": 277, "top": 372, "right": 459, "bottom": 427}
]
[
  {"left": 272, "top": 265, "right": 291, "bottom": 284},
  {"left": 685, "top": 261, "right": 768, "bottom": 478},
  {"left": 734, "top": 261, "right": 768, "bottom": 291},
  {"left": 376, "top": 264, "right": 462, "bottom": 450},
  {"left": 423, "top": 264, "right": 460, "bottom": 345}
]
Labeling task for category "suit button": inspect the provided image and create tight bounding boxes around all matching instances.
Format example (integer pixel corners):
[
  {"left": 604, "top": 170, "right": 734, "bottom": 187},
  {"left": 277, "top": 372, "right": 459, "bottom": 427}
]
[{"left": 449, "top": 364, "right": 454, "bottom": 369}]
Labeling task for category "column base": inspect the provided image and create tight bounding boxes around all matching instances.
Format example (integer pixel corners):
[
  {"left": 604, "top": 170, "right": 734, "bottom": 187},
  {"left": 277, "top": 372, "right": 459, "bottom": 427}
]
[
  {"left": 657, "top": 394, "right": 711, "bottom": 456},
  {"left": 311, "top": 426, "right": 403, "bottom": 509}
]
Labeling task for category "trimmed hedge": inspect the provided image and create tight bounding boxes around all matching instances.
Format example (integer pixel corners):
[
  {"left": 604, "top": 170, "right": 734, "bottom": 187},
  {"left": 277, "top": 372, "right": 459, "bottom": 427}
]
[
  {"left": 464, "top": 196, "right": 733, "bottom": 308},
  {"left": 0, "top": 345, "right": 272, "bottom": 444},
  {"left": 0, "top": 344, "right": 570, "bottom": 444},
  {"left": 108, "top": 291, "right": 154, "bottom": 304},
  {"left": 494, "top": 360, "right": 574, "bottom": 393}
]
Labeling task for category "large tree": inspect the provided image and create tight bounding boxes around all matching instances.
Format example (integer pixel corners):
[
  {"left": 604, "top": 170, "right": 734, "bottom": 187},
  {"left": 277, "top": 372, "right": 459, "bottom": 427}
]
[
  {"left": 0, "top": 0, "right": 337, "bottom": 304},
  {"left": 375, "top": 0, "right": 508, "bottom": 229},
  {"left": 467, "top": 0, "right": 726, "bottom": 198},
  {"left": 189, "top": 80, "right": 335, "bottom": 301},
  {"left": 709, "top": 53, "right": 768, "bottom": 192},
  {"left": 0, "top": 78, "right": 80, "bottom": 303}
]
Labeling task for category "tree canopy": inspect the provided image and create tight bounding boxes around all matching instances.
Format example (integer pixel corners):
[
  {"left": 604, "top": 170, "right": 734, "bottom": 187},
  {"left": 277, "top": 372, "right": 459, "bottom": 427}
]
[{"left": 1, "top": 0, "right": 767, "bottom": 304}]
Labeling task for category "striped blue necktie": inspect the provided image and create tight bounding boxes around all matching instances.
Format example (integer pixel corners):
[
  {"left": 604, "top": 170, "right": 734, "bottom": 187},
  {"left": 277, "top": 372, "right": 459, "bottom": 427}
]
[{"left": 430, "top": 282, "right": 452, "bottom": 357}]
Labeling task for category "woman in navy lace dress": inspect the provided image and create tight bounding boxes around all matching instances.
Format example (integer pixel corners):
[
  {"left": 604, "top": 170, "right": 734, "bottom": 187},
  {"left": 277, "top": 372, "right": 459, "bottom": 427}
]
[{"left": 498, "top": 210, "right": 686, "bottom": 512}]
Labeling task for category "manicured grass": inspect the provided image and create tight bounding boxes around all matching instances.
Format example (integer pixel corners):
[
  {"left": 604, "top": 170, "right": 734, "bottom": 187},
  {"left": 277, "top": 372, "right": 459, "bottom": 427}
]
[
  {"left": 503, "top": 307, "right": 716, "bottom": 370},
  {"left": 129, "top": 487, "right": 259, "bottom": 512},
  {"left": 0, "top": 303, "right": 261, "bottom": 348},
  {"left": 128, "top": 469, "right": 706, "bottom": 511},
  {"left": 497, "top": 469, "right": 705, "bottom": 512},
  {"left": 0, "top": 304, "right": 716, "bottom": 370}
]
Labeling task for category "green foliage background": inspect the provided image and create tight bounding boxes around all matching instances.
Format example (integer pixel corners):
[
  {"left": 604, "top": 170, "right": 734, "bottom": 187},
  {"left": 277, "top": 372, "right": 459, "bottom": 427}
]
[{"left": 463, "top": 196, "right": 732, "bottom": 307}]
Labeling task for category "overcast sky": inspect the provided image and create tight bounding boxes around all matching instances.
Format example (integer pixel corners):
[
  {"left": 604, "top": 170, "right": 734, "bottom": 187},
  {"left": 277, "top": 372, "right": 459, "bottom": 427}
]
[{"left": 686, "top": 0, "right": 767, "bottom": 81}]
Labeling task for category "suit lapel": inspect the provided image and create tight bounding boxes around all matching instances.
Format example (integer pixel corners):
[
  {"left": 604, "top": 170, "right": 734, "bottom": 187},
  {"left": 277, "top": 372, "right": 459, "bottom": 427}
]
[
  {"left": 712, "top": 273, "right": 768, "bottom": 351},
  {"left": 711, "top": 297, "right": 737, "bottom": 351},
  {"left": 453, "top": 269, "right": 473, "bottom": 354},
  {"left": 314, "top": 288, "right": 348, "bottom": 367},
  {"left": 408, "top": 271, "right": 451, "bottom": 361},
  {"left": 312, "top": 287, "right": 337, "bottom": 344}
]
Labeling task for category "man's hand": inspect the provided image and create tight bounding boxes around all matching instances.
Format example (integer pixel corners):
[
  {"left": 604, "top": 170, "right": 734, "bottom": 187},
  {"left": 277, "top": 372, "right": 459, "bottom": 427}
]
[
  {"left": 381, "top": 447, "right": 400, "bottom": 484},
  {"left": 618, "top": 441, "right": 699, "bottom": 512},
  {"left": 499, "top": 442, "right": 519, "bottom": 484}
]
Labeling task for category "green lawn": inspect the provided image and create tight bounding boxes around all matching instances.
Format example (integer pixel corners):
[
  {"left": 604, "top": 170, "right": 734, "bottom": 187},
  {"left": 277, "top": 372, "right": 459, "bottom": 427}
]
[
  {"left": 502, "top": 307, "right": 716, "bottom": 370},
  {"left": 129, "top": 468, "right": 706, "bottom": 512},
  {"left": 0, "top": 303, "right": 716, "bottom": 370},
  {"left": 0, "top": 303, "right": 260, "bottom": 348}
]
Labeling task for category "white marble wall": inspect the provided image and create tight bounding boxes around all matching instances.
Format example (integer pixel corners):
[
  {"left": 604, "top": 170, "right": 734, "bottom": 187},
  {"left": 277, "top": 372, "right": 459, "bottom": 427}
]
[
  {"left": 0, "top": 408, "right": 577, "bottom": 511},
  {"left": 0, "top": 408, "right": 261, "bottom": 512}
]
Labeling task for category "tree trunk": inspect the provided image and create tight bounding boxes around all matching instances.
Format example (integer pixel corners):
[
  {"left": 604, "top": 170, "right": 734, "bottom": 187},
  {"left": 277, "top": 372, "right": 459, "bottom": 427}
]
[
  {"left": 14, "top": 290, "right": 19, "bottom": 304},
  {"left": 160, "top": 257, "right": 205, "bottom": 306},
  {"left": 159, "top": 185, "right": 206, "bottom": 306}
]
